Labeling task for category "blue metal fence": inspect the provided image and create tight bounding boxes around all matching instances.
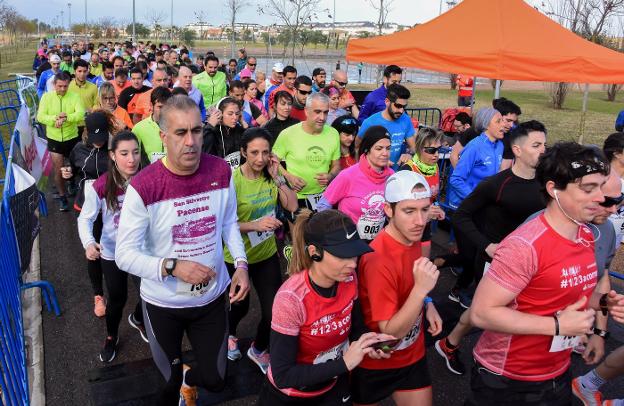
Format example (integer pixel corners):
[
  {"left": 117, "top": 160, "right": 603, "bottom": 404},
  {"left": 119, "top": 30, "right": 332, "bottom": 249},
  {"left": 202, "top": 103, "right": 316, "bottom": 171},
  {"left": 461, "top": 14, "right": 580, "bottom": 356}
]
[{"left": 0, "top": 77, "right": 60, "bottom": 406}]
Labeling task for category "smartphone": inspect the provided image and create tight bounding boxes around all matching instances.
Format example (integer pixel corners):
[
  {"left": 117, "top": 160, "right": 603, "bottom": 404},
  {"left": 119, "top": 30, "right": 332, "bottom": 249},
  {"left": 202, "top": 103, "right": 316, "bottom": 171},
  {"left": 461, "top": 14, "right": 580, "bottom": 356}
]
[{"left": 370, "top": 339, "right": 401, "bottom": 353}]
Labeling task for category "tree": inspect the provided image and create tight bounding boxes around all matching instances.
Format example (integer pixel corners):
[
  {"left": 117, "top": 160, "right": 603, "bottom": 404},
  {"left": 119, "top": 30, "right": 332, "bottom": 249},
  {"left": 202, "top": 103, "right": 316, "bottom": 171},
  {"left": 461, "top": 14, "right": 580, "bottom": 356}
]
[
  {"left": 145, "top": 8, "right": 167, "bottom": 42},
  {"left": 126, "top": 23, "right": 149, "bottom": 38},
  {"left": 225, "top": 0, "right": 251, "bottom": 59},
  {"left": 367, "top": 0, "right": 396, "bottom": 82},
  {"left": 259, "top": 0, "right": 318, "bottom": 64},
  {"left": 181, "top": 28, "right": 197, "bottom": 46},
  {"left": 98, "top": 16, "right": 116, "bottom": 38}
]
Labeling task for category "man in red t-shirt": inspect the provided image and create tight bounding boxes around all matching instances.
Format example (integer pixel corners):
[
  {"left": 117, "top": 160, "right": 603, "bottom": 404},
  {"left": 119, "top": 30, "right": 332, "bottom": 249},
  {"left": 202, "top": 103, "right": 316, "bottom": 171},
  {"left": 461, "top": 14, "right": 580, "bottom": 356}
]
[
  {"left": 290, "top": 75, "right": 311, "bottom": 122},
  {"left": 354, "top": 170, "right": 443, "bottom": 405},
  {"left": 468, "top": 142, "right": 608, "bottom": 405}
]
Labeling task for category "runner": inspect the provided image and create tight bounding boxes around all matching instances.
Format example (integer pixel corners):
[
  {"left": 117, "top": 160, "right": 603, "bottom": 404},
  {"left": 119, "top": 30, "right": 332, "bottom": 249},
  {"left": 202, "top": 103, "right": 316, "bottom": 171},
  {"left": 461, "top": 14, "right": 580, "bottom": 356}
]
[
  {"left": 192, "top": 55, "right": 227, "bottom": 107},
  {"left": 117, "top": 67, "right": 151, "bottom": 124},
  {"left": 358, "top": 65, "right": 402, "bottom": 124},
  {"left": 331, "top": 115, "right": 358, "bottom": 169},
  {"left": 69, "top": 59, "right": 98, "bottom": 114},
  {"left": 290, "top": 76, "right": 312, "bottom": 122},
  {"left": 36, "top": 71, "right": 86, "bottom": 211},
  {"left": 272, "top": 92, "right": 341, "bottom": 212},
  {"left": 175, "top": 66, "right": 206, "bottom": 121},
  {"left": 77, "top": 131, "right": 147, "bottom": 362},
  {"left": 317, "top": 125, "right": 392, "bottom": 242},
  {"left": 311, "top": 67, "right": 326, "bottom": 92},
  {"left": 97, "top": 82, "right": 134, "bottom": 130},
  {"left": 400, "top": 127, "right": 446, "bottom": 258},
  {"left": 262, "top": 62, "right": 284, "bottom": 110},
  {"left": 203, "top": 97, "right": 246, "bottom": 169},
  {"left": 115, "top": 95, "right": 250, "bottom": 405},
  {"left": 91, "top": 61, "right": 114, "bottom": 88},
  {"left": 242, "top": 79, "right": 269, "bottom": 127},
  {"left": 268, "top": 65, "right": 297, "bottom": 117},
  {"left": 259, "top": 209, "right": 394, "bottom": 406},
  {"left": 353, "top": 170, "right": 443, "bottom": 406},
  {"left": 37, "top": 53, "right": 62, "bottom": 97},
  {"left": 229, "top": 80, "right": 266, "bottom": 127},
  {"left": 111, "top": 67, "right": 131, "bottom": 97},
  {"left": 321, "top": 86, "right": 348, "bottom": 125},
  {"left": 224, "top": 128, "right": 298, "bottom": 373},
  {"left": 132, "top": 87, "right": 172, "bottom": 165},
  {"left": 330, "top": 70, "right": 359, "bottom": 119},
  {"left": 467, "top": 142, "right": 607, "bottom": 405},
  {"left": 262, "top": 91, "right": 299, "bottom": 144},
  {"left": 356, "top": 84, "right": 415, "bottom": 171},
  {"left": 434, "top": 121, "right": 547, "bottom": 374},
  {"left": 603, "top": 132, "right": 624, "bottom": 245}
]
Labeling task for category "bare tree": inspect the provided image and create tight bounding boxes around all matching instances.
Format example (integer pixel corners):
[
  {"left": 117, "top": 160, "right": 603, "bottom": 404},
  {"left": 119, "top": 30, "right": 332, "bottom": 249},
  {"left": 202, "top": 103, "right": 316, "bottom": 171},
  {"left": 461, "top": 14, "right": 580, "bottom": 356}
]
[
  {"left": 368, "top": 0, "right": 396, "bottom": 83},
  {"left": 144, "top": 8, "right": 167, "bottom": 42},
  {"left": 98, "top": 16, "right": 116, "bottom": 38},
  {"left": 225, "top": 0, "right": 251, "bottom": 59},
  {"left": 194, "top": 11, "right": 208, "bottom": 40},
  {"left": 259, "top": 0, "right": 318, "bottom": 64}
]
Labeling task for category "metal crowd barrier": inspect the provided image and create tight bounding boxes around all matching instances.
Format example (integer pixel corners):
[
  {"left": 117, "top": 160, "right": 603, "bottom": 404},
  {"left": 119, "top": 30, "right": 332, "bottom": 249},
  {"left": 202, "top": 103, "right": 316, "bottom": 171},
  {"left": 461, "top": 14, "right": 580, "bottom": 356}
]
[
  {"left": 406, "top": 107, "right": 443, "bottom": 129},
  {"left": 0, "top": 76, "right": 59, "bottom": 406}
]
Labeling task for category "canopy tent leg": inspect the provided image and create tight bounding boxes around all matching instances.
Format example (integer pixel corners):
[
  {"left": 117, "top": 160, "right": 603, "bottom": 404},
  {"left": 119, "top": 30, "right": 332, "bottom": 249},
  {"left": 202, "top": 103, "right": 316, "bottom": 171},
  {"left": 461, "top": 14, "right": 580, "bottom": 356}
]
[
  {"left": 495, "top": 80, "right": 501, "bottom": 99},
  {"left": 578, "top": 83, "right": 589, "bottom": 144},
  {"left": 470, "top": 76, "right": 477, "bottom": 115}
]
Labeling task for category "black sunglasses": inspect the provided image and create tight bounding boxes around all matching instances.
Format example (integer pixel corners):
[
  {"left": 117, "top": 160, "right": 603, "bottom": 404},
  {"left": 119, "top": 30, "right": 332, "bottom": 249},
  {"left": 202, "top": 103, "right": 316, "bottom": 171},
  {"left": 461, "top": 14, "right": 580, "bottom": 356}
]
[
  {"left": 297, "top": 88, "right": 311, "bottom": 95},
  {"left": 335, "top": 80, "right": 348, "bottom": 87},
  {"left": 393, "top": 102, "right": 408, "bottom": 110},
  {"left": 248, "top": 63, "right": 257, "bottom": 66},
  {"left": 599, "top": 194, "right": 624, "bottom": 207},
  {"left": 422, "top": 147, "right": 440, "bottom": 154}
]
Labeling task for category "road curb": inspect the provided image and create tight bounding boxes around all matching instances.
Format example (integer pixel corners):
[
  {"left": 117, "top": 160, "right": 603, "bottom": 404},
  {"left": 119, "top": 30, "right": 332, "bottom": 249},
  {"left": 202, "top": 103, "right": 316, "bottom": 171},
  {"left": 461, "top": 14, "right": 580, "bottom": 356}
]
[{"left": 23, "top": 234, "right": 45, "bottom": 406}]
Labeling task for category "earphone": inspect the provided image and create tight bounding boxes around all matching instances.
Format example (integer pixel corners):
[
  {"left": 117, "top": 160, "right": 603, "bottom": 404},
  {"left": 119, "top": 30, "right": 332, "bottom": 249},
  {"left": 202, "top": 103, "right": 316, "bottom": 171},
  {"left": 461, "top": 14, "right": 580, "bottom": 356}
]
[
  {"left": 306, "top": 245, "right": 324, "bottom": 262},
  {"left": 553, "top": 189, "right": 600, "bottom": 245}
]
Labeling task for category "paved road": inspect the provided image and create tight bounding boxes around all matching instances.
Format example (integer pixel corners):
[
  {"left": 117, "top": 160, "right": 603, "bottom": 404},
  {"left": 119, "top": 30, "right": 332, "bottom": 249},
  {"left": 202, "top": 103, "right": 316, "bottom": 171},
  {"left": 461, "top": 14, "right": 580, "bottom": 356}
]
[{"left": 40, "top": 192, "right": 624, "bottom": 405}]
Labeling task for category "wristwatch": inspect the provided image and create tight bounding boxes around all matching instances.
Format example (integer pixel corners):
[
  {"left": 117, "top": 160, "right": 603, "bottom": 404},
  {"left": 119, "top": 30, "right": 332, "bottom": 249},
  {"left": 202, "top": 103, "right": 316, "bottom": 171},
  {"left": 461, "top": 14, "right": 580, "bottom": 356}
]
[
  {"left": 599, "top": 293, "right": 609, "bottom": 316},
  {"left": 164, "top": 258, "right": 177, "bottom": 277},
  {"left": 593, "top": 328, "right": 610, "bottom": 340},
  {"left": 274, "top": 175, "right": 287, "bottom": 188}
]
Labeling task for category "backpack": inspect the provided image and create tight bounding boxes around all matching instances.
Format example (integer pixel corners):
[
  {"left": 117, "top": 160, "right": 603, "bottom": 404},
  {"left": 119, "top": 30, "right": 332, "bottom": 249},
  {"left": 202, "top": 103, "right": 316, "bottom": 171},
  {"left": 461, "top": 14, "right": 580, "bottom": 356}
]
[{"left": 440, "top": 107, "right": 471, "bottom": 133}]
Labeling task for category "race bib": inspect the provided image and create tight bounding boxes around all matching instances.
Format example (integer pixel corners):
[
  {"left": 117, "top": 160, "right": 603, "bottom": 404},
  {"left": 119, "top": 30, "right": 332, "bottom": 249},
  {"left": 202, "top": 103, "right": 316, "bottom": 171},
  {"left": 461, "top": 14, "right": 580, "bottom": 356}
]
[
  {"left": 176, "top": 278, "right": 215, "bottom": 297},
  {"left": 393, "top": 315, "right": 422, "bottom": 351},
  {"left": 150, "top": 151, "right": 166, "bottom": 163},
  {"left": 356, "top": 216, "right": 384, "bottom": 240},
  {"left": 305, "top": 193, "right": 323, "bottom": 210},
  {"left": 313, "top": 340, "right": 349, "bottom": 365},
  {"left": 549, "top": 335, "right": 581, "bottom": 352},
  {"left": 224, "top": 151, "right": 241, "bottom": 169},
  {"left": 248, "top": 228, "right": 274, "bottom": 247}
]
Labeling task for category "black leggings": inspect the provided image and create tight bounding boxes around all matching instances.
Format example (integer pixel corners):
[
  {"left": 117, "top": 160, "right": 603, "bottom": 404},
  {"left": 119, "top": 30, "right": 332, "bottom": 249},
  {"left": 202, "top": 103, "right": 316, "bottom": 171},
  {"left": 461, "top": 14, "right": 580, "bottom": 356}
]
[
  {"left": 101, "top": 259, "right": 143, "bottom": 337},
  {"left": 88, "top": 214, "right": 104, "bottom": 296},
  {"left": 227, "top": 254, "right": 283, "bottom": 352},
  {"left": 143, "top": 293, "right": 229, "bottom": 406}
]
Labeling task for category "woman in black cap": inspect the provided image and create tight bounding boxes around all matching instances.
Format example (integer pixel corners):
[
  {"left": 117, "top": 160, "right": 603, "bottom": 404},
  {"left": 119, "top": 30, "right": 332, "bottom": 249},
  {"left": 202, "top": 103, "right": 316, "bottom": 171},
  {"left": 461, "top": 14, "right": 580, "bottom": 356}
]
[
  {"left": 316, "top": 125, "right": 393, "bottom": 242},
  {"left": 258, "top": 209, "right": 394, "bottom": 405},
  {"left": 331, "top": 115, "right": 358, "bottom": 169},
  {"left": 62, "top": 110, "right": 114, "bottom": 318}
]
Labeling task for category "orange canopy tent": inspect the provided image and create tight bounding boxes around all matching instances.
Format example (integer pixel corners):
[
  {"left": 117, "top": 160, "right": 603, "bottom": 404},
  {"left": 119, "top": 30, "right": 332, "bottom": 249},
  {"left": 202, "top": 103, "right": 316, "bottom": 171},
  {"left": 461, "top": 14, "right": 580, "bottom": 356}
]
[{"left": 345, "top": 0, "right": 624, "bottom": 84}]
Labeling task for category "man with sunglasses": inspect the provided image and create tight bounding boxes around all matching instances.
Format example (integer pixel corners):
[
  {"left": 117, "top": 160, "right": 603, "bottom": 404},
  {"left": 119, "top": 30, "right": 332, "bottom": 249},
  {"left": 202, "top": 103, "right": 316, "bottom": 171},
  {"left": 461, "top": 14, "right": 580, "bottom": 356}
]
[
  {"left": 234, "top": 56, "right": 257, "bottom": 81},
  {"left": 331, "top": 70, "right": 359, "bottom": 119},
  {"left": 434, "top": 121, "right": 547, "bottom": 375},
  {"left": 290, "top": 75, "right": 312, "bottom": 122},
  {"left": 356, "top": 83, "right": 415, "bottom": 170}
]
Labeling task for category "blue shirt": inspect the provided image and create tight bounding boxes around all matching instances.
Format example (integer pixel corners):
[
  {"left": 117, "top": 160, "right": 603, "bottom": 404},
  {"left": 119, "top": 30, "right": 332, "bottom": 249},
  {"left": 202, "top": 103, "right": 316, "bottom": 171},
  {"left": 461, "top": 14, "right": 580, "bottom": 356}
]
[
  {"left": 358, "top": 85, "right": 387, "bottom": 124},
  {"left": 359, "top": 111, "right": 415, "bottom": 170},
  {"left": 37, "top": 69, "right": 56, "bottom": 98},
  {"left": 448, "top": 133, "right": 504, "bottom": 208}
]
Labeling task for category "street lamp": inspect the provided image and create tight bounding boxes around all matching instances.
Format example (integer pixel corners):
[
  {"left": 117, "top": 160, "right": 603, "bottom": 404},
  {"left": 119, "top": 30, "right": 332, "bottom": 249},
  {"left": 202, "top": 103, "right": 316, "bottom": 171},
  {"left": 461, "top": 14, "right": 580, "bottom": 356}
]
[
  {"left": 68, "top": 3, "right": 72, "bottom": 34},
  {"left": 84, "top": 0, "right": 88, "bottom": 41}
]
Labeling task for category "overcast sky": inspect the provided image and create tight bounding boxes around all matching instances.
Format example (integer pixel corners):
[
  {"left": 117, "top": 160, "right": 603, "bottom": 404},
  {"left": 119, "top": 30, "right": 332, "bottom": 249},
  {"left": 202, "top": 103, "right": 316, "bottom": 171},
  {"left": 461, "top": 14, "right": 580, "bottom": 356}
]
[{"left": 10, "top": 0, "right": 458, "bottom": 28}]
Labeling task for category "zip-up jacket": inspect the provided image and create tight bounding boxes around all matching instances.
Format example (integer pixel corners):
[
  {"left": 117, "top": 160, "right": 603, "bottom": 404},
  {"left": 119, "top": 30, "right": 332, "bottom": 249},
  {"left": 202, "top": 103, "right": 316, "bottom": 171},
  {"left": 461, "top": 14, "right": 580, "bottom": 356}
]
[
  {"left": 192, "top": 70, "right": 227, "bottom": 107},
  {"left": 36, "top": 91, "right": 85, "bottom": 142},
  {"left": 68, "top": 141, "right": 109, "bottom": 210},
  {"left": 202, "top": 124, "right": 245, "bottom": 168}
]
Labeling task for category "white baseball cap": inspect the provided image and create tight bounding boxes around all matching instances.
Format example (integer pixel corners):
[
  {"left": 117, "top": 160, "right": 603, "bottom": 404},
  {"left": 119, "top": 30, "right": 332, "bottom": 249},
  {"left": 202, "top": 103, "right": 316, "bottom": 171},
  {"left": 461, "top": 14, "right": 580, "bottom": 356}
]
[
  {"left": 272, "top": 62, "right": 284, "bottom": 73},
  {"left": 49, "top": 54, "right": 61, "bottom": 63},
  {"left": 384, "top": 171, "right": 431, "bottom": 203}
]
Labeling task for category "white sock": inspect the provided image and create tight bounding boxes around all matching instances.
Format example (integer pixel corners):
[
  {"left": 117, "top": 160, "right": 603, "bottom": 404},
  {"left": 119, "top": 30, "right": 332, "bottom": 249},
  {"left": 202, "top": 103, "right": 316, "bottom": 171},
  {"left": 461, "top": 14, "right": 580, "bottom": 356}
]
[
  {"left": 181, "top": 366, "right": 190, "bottom": 388},
  {"left": 579, "top": 369, "right": 606, "bottom": 391}
]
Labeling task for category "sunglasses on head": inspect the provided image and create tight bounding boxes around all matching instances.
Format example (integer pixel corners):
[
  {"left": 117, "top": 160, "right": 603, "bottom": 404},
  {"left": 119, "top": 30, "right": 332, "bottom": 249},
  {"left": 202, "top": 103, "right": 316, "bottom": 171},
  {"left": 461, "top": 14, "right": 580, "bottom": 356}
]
[
  {"left": 393, "top": 102, "right": 408, "bottom": 110},
  {"left": 297, "top": 88, "right": 311, "bottom": 95},
  {"left": 341, "top": 118, "right": 357, "bottom": 126},
  {"left": 599, "top": 193, "right": 624, "bottom": 207},
  {"left": 335, "top": 80, "right": 348, "bottom": 87},
  {"left": 422, "top": 147, "right": 440, "bottom": 154}
]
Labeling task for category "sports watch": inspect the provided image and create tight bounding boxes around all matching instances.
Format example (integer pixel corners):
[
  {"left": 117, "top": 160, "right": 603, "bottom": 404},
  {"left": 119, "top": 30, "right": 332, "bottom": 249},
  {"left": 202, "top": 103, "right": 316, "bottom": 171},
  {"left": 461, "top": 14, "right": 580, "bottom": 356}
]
[
  {"left": 593, "top": 328, "right": 610, "bottom": 340},
  {"left": 164, "top": 258, "right": 177, "bottom": 277}
]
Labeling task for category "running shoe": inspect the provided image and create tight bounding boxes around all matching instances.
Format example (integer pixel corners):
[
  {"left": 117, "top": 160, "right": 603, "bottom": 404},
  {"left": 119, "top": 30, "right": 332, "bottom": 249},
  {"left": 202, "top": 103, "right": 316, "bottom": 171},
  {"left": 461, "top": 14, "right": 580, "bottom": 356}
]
[
  {"left": 448, "top": 288, "right": 460, "bottom": 303},
  {"left": 128, "top": 313, "right": 149, "bottom": 343},
  {"left": 282, "top": 244, "right": 293, "bottom": 264},
  {"left": 434, "top": 338, "right": 466, "bottom": 375},
  {"left": 459, "top": 291, "right": 473, "bottom": 309},
  {"left": 94, "top": 295, "right": 106, "bottom": 317},
  {"left": 247, "top": 342, "right": 270, "bottom": 374},
  {"left": 179, "top": 364, "right": 198, "bottom": 406},
  {"left": 572, "top": 376, "right": 603, "bottom": 406},
  {"left": 59, "top": 196, "right": 69, "bottom": 212},
  {"left": 99, "top": 336, "right": 119, "bottom": 363},
  {"left": 227, "top": 335, "right": 242, "bottom": 361},
  {"left": 602, "top": 400, "right": 623, "bottom": 406}
]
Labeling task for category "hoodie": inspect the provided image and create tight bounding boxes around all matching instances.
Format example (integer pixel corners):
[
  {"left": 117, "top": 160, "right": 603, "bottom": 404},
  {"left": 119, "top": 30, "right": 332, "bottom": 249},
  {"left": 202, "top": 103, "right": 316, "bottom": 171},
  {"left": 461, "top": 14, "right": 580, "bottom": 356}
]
[{"left": 68, "top": 140, "right": 109, "bottom": 210}]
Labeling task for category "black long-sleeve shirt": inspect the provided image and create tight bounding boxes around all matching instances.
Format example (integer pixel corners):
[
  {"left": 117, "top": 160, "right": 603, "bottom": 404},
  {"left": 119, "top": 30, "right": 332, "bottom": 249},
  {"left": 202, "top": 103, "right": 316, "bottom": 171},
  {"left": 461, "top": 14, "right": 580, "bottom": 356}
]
[{"left": 452, "top": 168, "right": 545, "bottom": 254}]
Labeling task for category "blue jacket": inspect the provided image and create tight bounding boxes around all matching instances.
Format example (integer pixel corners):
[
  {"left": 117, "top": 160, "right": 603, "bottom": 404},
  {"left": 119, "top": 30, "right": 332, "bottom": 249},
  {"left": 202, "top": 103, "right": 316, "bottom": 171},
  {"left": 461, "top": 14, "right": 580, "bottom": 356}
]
[
  {"left": 358, "top": 85, "right": 387, "bottom": 124},
  {"left": 616, "top": 110, "right": 624, "bottom": 132},
  {"left": 37, "top": 69, "right": 57, "bottom": 98},
  {"left": 447, "top": 133, "right": 503, "bottom": 209}
]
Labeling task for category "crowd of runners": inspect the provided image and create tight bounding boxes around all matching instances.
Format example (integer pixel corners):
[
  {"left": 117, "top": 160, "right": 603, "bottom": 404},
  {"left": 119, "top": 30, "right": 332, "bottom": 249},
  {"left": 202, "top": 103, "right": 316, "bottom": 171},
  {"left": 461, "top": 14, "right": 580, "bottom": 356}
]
[{"left": 33, "top": 38, "right": 624, "bottom": 406}]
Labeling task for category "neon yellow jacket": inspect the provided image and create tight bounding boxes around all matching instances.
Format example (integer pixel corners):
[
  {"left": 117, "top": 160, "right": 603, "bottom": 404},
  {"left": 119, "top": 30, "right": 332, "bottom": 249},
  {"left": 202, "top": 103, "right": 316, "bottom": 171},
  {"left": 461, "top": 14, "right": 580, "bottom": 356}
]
[
  {"left": 192, "top": 70, "right": 227, "bottom": 107},
  {"left": 36, "top": 91, "right": 85, "bottom": 142}
]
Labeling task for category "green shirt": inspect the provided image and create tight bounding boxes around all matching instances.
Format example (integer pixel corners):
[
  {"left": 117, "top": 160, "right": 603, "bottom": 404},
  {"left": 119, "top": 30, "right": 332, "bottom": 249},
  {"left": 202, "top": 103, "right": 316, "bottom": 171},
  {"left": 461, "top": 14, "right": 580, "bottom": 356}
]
[
  {"left": 60, "top": 62, "right": 74, "bottom": 75},
  {"left": 68, "top": 79, "right": 98, "bottom": 112},
  {"left": 272, "top": 123, "right": 340, "bottom": 198},
  {"left": 90, "top": 62, "right": 103, "bottom": 76},
  {"left": 132, "top": 116, "right": 165, "bottom": 163},
  {"left": 192, "top": 70, "right": 227, "bottom": 107},
  {"left": 224, "top": 167, "right": 278, "bottom": 264},
  {"left": 35, "top": 91, "right": 85, "bottom": 142}
]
